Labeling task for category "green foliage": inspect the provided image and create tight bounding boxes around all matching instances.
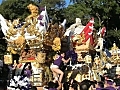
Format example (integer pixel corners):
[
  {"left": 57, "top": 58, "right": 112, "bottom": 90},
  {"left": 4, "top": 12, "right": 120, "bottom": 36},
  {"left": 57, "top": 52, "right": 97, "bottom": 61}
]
[
  {"left": 63, "top": 3, "right": 91, "bottom": 26},
  {"left": 0, "top": 0, "right": 36, "bottom": 21},
  {"left": 67, "top": 0, "right": 120, "bottom": 29},
  {"left": 39, "top": 0, "right": 66, "bottom": 24},
  {"left": 39, "top": 0, "right": 66, "bottom": 9},
  {"left": 48, "top": 8, "right": 65, "bottom": 23},
  {"left": 106, "top": 29, "right": 120, "bottom": 48},
  {"left": 0, "top": 39, "right": 7, "bottom": 60}
]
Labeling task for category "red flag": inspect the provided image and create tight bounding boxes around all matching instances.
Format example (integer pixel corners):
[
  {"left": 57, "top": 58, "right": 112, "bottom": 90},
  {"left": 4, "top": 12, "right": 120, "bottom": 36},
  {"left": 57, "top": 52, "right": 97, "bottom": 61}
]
[{"left": 81, "top": 17, "right": 94, "bottom": 45}]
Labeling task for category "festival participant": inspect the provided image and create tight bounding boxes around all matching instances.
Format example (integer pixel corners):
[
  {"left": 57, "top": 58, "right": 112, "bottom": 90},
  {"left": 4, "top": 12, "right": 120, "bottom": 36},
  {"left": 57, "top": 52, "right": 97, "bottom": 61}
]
[
  {"left": 21, "top": 62, "right": 32, "bottom": 77},
  {"left": 65, "top": 48, "right": 78, "bottom": 65},
  {"left": 43, "top": 77, "right": 62, "bottom": 90},
  {"left": 12, "top": 60, "right": 18, "bottom": 77},
  {"left": 114, "top": 75, "right": 120, "bottom": 90},
  {"left": 95, "top": 81, "right": 104, "bottom": 90},
  {"left": 69, "top": 79, "right": 78, "bottom": 90},
  {"left": 24, "top": 63, "right": 32, "bottom": 78},
  {"left": 62, "top": 79, "right": 78, "bottom": 90},
  {"left": 79, "top": 80, "right": 94, "bottom": 90},
  {"left": 104, "top": 79, "right": 116, "bottom": 90},
  {"left": 117, "top": 74, "right": 120, "bottom": 79},
  {"left": 47, "top": 78, "right": 62, "bottom": 90},
  {"left": 50, "top": 52, "right": 70, "bottom": 82}
]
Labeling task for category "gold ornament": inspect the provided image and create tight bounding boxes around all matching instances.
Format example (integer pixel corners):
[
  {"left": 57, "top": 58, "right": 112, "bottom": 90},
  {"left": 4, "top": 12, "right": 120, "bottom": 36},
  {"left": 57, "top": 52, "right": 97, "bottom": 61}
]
[
  {"left": 27, "top": 4, "right": 39, "bottom": 19},
  {"left": 7, "top": 47, "right": 17, "bottom": 54},
  {"left": 14, "top": 35, "right": 25, "bottom": 49},
  {"left": 52, "top": 37, "right": 61, "bottom": 51}
]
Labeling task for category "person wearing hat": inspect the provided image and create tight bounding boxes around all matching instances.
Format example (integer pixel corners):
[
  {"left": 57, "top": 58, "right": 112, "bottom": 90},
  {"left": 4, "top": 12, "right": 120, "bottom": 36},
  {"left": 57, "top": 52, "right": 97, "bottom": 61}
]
[{"left": 104, "top": 79, "right": 116, "bottom": 90}]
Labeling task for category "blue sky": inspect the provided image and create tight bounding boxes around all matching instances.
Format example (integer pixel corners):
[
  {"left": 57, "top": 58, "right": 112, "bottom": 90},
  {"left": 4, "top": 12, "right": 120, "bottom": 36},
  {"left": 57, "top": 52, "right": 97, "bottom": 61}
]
[
  {"left": 66, "top": 0, "right": 70, "bottom": 6},
  {"left": 0, "top": 0, "right": 2, "bottom": 4}
]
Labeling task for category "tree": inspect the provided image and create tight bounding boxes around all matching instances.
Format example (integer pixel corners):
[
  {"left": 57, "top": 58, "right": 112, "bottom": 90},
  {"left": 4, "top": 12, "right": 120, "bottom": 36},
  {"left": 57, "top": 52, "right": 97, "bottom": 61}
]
[
  {"left": 91, "top": 0, "right": 120, "bottom": 29},
  {"left": 106, "top": 29, "right": 120, "bottom": 49},
  {"left": 0, "top": 0, "right": 36, "bottom": 21},
  {"left": 36, "top": 0, "right": 66, "bottom": 24},
  {"left": 46, "top": 7, "right": 66, "bottom": 24},
  {"left": 0, "top": 36, "right": 7, "bottom": 60},
  {"left": 67, "top": 0, "right": 120, "bottom": 30},
  {"left": 69, "top": 0, "right": 81, "bottom": 3},
  {"left": 63, "top": 3, "right": 92, "bottom": 27},
  {"left": 39, "top": 0, "right": 66, "bottom": 9}
]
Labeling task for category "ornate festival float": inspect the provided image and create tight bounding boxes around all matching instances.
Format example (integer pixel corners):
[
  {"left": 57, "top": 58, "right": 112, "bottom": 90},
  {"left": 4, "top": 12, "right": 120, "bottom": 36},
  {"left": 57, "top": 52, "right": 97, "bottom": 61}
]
[
  {"left": 0, "top": 3, "right": 65, "bottom": 88},
  {"left": 64, "top": 17, "right": 120, "bottom": 82},
  {"left": 0, "top": 3, "right": 120, "bottom": 89},
  {"left": 0, "top": 3, "right": 69, "bottom": 88}
]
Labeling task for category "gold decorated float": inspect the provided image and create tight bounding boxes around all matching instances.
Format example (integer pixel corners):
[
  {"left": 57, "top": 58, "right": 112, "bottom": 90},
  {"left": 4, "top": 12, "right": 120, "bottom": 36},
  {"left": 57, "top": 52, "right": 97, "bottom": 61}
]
[
  {"left": 0, "top": 3, "right": 67, "bottom": 86},
  {"left": 1, "top": 3, "right": 120, "bottom": 86}
]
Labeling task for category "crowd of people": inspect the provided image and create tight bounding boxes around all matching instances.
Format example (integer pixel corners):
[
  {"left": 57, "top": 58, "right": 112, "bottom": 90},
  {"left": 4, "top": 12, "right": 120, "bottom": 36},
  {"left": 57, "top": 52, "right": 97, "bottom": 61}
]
[
  {"left": 43, "top": 49, "right": 120, "bottom": 90},
  {"left": 0, "top": 47, "right": 120, "bottom": 90}
]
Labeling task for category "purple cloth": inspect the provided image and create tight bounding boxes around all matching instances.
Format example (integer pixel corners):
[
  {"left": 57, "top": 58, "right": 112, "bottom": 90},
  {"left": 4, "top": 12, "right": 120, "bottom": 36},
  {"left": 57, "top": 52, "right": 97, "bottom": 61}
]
[
  {"left": 38, "top": 15, "right": 43, "bottom": 20},
  {"left": 106, "top": 80, "right": 114, "bottom": 85},
  {"left": 24, "top": 69, "right": 31, "bottom": 78},
  {"left": 66, "top": 50, "right": 77, "bottom": 61},
  {"left": 48, "top": 88, "right": 57, "bottom": 90},
  {"left": 105, "top": 86, "right": 116, "bottom": 90},
  {"left": 40, "top": 21, "right": 44, "bottom": 26},
  {"left": 53, "top": 56, "right": 63, "bottom": 66}
]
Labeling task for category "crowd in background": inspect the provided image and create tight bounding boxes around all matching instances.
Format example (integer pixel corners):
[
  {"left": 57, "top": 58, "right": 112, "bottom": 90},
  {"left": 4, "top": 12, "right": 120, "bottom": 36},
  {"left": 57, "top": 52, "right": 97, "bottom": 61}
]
[{"left": 0, "top": 48, "right": 120, "bottom": 90}]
